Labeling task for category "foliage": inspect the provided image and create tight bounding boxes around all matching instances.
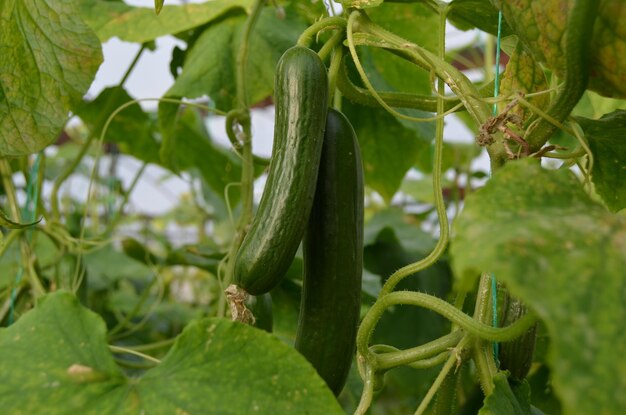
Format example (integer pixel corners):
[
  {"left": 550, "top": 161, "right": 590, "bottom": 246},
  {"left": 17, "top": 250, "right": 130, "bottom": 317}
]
[{"left": 0, "top": 0, "right": 624, "bottom": 414}]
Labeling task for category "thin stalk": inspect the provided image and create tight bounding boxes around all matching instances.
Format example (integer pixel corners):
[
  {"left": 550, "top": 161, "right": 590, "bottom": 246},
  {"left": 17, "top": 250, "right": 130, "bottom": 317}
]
[
  {"left": 297, "top": 16, "right": 347, "bottom": 47},
  {"left": 377, "top": 9, "right": 449, "bottom": 296},
  {"left": 109, "top": 345, "right": 161, "bottom": 364},
  {"left": 375, "top": 330, "right": 463, "bottom": 370},
  {"left": 415, "top": 335, "right": 472, "bottom": 415},
  {"left": 357, "top": 291, "right": 537, "bottom": 365},
  {"left": 471, "top": 273, "right": 498, "bottom": 395},
  {"left": 220, "top": 0, "right": 266, "bottom": 318},
  {"left": 353, "top": 364, "right": 376, "bottom": 415},
  {"left": 105, "top": 162, "right": 147, "bottom": 234}
]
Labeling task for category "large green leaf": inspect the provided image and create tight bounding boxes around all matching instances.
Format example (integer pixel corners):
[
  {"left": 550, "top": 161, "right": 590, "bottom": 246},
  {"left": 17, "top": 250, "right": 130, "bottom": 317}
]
[
  {"left": 0, "top": 291, "right": 345, "bottom": 414},
  {"left": 448, "top": 0, "right": 512, "bottom": 36},
  {"left": 162, "top": 6, "right": 304, "bottom": 112},
  {"left": 0, "top": 292, "right": 129, "bottom": 414},
  {"left": 363, "top": 2, "right": 439, "bottom": 95},
  {"left": 84, "top": 244, "right": 153, "bottom": 290},
  {"left": 79, "top": 0, "right": 252, "bottom": 43},
  {"left": 0, "top": 0, "right": 102, "bottom": 155},
  {"left": 493, "top": 0, "right": 626, "bottom": 98},
  {"left": 343, "top": 103, "right": 433, "bottom": 202},
  {"left": 576, "top": 110, "right": 626, "bottom": 212},
  {"left": 451, "top": 159, "right": 626, "bottom": 415},
  {"left": 166, "top": 108, "right": 243, "bottom": 206}
]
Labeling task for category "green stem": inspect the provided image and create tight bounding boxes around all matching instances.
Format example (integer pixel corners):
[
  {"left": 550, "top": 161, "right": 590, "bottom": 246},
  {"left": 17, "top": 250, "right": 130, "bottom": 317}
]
[
  {"left": 374, "top": 330, "right": 463, "bottom": 370},
  {"left": 376, "top": 12, "right": 449, "bottom": 296},
  {"left": 0, "top": 229, "right": 23, "bottom": 257},
  {"left": 104, "top": 162, "right": 147, "bottom": 234},
  {"left": 431, "top": 367, "right": 458, "bottom": 415},
  {"left": 326, "top": 44, "right": 343, "bottom": 106},
  {"left": 472, "top": 273, "right": 498, "bottom": 395},
  {"left": 415, "top": 335, "right": 471, "bottom": 415},
  {"left": 353, "top": 363, "right": 376, "bottom": 415},
  {"left": 121, "top": 338, "right": 176, "bottom": 352},
  {"left": 297, "top": 16, "right": 347, "bottom": 47},
  {"left": 318, "top": 30, "right": 344, "bottom": 63},
  {"left": 220, "top": 0, "right": 265, "bottom": 318},
  {"left": 236, "top": 0, "right": 266, "bottom": 108},
  {"left": 0, "top": 159, "right": 22, "bottom": 220},
  {"left": 108, "top": 345, "right": 161, "bottom": 364},
  {"left": 337, "top": 54, "right": 494, "bottom": 112},
  {"left": 350, "top": 11, "right": 491, "bottom": 126},
  {"left": 357, "top": 291, "right": 537, "bottom": 365},
  {"left": 371, "top": 345, "right": 451, "bottom": 370},
  {"left": 107, "top": 276, "right": 158, "bottom": 338}
]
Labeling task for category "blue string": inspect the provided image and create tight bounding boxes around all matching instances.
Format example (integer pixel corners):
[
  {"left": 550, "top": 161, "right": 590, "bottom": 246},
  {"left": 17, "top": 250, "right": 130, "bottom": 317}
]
[
  {"left": 491, "top": 10, "right": 504, "bottom": 364},
  {"left": 8, "top": 152, "right": 42, "bottom": 325}
]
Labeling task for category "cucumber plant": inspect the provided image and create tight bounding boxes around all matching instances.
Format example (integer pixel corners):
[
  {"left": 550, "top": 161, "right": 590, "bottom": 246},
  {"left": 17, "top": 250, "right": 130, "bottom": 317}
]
[{"left": 0, "top": 0, "right": 624, "bottom": 414}]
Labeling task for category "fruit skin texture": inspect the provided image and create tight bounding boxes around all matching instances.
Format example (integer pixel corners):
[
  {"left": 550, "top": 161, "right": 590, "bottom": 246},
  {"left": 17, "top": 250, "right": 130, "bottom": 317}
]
[
  {"left": 233, "top": 46, "right": 328, "bottom": 295},
  {"left": 498, "top": 293, "right": 537, "bottom": 382},
  {"left": 295, "top": 108, "right": 364, "bottom": 396}
]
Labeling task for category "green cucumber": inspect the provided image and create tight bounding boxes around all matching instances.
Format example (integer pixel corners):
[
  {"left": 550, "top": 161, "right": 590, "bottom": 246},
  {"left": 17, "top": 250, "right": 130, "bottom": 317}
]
[
  {"left": 295, "top": 108, "right": 364, "bottom": 396},
  {"left": 233, "top": 46, "right": 329, "bottom": 295},
  {"left": 498, "top": 293, "right": 537, "bottom": 381}
]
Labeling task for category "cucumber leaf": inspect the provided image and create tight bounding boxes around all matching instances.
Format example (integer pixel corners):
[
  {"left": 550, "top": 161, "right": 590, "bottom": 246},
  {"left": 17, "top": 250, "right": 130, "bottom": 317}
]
[
  {"left": 478, "top": 373, "right": 531, "bottom": 415},
  {"left": 161, "top": 5, "right": 303, "bottom": 113},
  {"left": 0, "top": 0, "right": 102, "bottom": 156},
  {"left": 0, "top": 291, "right": 345, "bottom": 414},
  {"left": 452, "top": 159, "right": 626, "bottom": 415},
  {"left": 343, "top": 102, "right": 433, "bottom": 203},
  {"left": 448, "top": 0, "right": 512, "bottom": 36},
  {"left": 79, "top": 0, "right": 252, "bottom": 43},
  {"left": 575, "top": 110, "right": 626, "bottom": 212}
]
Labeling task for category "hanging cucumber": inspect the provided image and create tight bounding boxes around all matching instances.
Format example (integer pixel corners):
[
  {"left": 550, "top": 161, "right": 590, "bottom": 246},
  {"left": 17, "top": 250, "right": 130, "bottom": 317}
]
[
  {"left": 295, "top": 108, "right": 364, "bottom": 396},
  {"left": 498, "top": 292, "right": 537, "bottom": 382},
  {"left": 232, "top": 46, "right": 329, "bottom": 296}
]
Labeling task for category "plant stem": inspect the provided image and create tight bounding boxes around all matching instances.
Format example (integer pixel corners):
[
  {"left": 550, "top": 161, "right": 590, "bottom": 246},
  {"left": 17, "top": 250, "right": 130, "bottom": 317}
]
[
  {"left": 357, "top": 291, "right": 537, "bottom": 365},
  {"left": 375, "top": 6, "right": 450, "bottom": 295},
  {"left": 471, "top": 273, "right": 498, "bottom": 395},
  {"left": 375, "top": 330, "right": 463, "bottom": 370},
  {"left": 351, "top": 11, "right": 491, "bottom": 126},
  {"left": 318, "top": 30, "right": 344, "bottom": 63},
  {"left": 219, "top": 0, "right": 266, "bottom": 318},
  {"left": 415, "top": 335, "right": 471, "bottom": 415},
  {"left": 0, "top": 159, "right": 22, "bottom": 221},
  {"left": 105, "top": 162, "right": 147, "bottom": 234},
  {"left": 353, "top": 363, "right": 376, "bottom": 415},
  {"left": 297, "top": 16, "right": 347, "bottom": 47},
  {"left": 108, "top": 345, "right": 161, "bottom": 364}
]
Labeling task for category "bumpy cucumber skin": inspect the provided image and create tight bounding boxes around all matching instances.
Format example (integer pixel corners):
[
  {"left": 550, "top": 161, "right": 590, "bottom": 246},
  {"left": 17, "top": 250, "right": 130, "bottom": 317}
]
[
  {"left": 499, "top": 294, "right": 537, "bottom": 381},
  {"left": 234, "top": 46, "right": 329, "bottom": 295},
  {"left": 295, "top": 109, "right": 364, "bottom": 396}
]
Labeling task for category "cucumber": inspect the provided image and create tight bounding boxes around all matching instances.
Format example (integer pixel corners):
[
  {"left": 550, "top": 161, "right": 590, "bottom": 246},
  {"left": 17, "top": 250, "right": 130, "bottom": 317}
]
[
  {"left": 295, "top": 108, "right": 364, "bottom": 396},
  {"left": 233, "top": 46, "right": 329, "bottom": 295},
  {"left": 498, "top": 293, "right": 537, "bottom": 381}
]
